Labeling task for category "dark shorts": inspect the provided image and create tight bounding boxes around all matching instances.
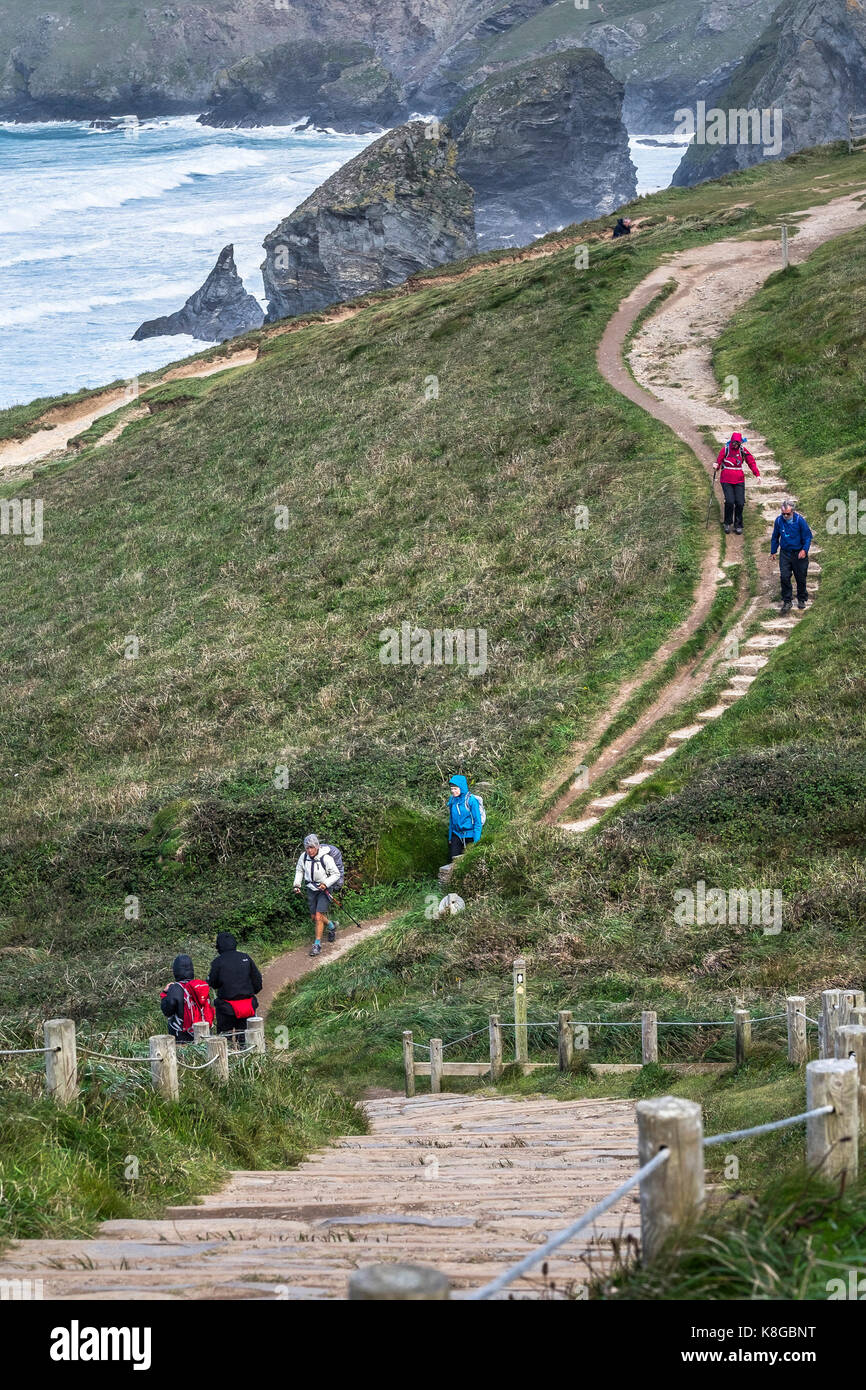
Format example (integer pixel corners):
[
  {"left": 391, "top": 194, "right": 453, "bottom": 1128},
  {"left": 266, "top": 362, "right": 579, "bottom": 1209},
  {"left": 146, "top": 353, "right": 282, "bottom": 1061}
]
[{"left": 306, "top": 886, "right": 331, "bottom": 916}]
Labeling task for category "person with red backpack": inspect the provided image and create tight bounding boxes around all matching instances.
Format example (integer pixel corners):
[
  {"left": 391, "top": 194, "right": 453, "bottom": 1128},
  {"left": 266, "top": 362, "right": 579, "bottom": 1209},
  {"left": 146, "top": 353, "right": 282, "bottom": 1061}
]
[
  {"left": 160, "top": 955, "right": 215, "bottom": 1045},
  {"left": 714, "top": 431, "right": 760, "bottom": 534},
  {"left": 207, "top": 932, "right": 263, "bottom": 1046}
]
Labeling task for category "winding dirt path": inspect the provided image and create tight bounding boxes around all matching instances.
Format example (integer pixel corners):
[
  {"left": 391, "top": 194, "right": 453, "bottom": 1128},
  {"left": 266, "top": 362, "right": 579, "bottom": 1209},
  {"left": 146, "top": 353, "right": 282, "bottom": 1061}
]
[
  {"left": 257, "top": 911, "right": 399, "bottom": 1018},
  {"left": 549, "top": 191, "right": 866, "bottom": 832}
]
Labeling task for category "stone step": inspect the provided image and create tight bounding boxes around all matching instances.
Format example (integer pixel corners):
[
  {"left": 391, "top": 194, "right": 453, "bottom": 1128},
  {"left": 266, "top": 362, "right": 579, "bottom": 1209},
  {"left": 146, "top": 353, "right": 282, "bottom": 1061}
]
[
  {"left": 695, "top": 705, "right": 727, "bottom": 720},
  {"left": 729, "top": 674, "right": 757, "bottom": 686},
  {"left": 619, "top": 769, "right": 654, "bottom": 787},
  {"left": 643, "top": 745, "right": 679, "bottom": 764},
  {"left": 718, "top": 688, "right": 745, "bottom": 703},
  {"left": 667, "top": 723, "right": 704, "bottom": 742},
  {"left": 560, "top": 816, "right": 599, "bottom": 834},
  {"left": 729, "top": 655, "right": 769, "bottom": 670},
  {"left": 743, "top": 634, "right": 787, "bottom": 650},
  {"left": 589, "top": 791, "right": 629, "bottom": 811}
]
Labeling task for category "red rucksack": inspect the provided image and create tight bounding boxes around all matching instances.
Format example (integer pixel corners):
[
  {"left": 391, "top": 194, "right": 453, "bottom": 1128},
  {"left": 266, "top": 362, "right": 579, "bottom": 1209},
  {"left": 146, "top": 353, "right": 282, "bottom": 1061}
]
[{"left": 160, "top": 979, "right": 215, "bottom": 1033}]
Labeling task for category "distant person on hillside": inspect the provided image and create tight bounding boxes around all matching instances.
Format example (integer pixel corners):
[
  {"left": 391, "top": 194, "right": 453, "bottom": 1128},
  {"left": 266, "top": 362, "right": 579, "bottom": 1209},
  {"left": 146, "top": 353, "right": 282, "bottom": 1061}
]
[
  {"left": 293, "top": 834, "right": 341, "bottom": 957},
  {"left": 771, "top": 498, "right": 812, "bottom": 614},
  {"left": 207, "top": 932, "right": 262, "bottom": 1047},
  {"left": 160, "top": 955, "right": 214, "bottom": 1045},
  {"left": 714, "top": 431, "right": 760, "bottom": 535},
  {"left": 448, "top": 775, "right": 484, "bottom": 861},
  {"left": 612, "top": 217, "right": 633, "bottom": 238}
]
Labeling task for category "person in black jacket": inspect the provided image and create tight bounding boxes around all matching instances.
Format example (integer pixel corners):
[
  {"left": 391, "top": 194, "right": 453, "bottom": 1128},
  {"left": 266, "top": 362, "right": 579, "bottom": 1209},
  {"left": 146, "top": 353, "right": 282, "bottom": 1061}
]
[
  {"left": 160, "top": 953, "right": 212, "bottom": 1044},
  {"left": 208, "top": 932, "right": 263, "bottom": 1047},
  {"left": 612, "top": 217, "right": 633, "bottom": 238}
]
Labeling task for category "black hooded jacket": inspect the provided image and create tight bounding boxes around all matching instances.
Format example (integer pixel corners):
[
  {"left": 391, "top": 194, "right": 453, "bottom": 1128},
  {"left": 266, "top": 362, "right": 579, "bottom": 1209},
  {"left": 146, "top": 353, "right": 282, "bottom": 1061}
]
[
  {"left": 208, "top": 932, "right": 262, "bottom": 1002},
  {"left": 160, "top": 954, "right": 198, "bottom": 1042}
]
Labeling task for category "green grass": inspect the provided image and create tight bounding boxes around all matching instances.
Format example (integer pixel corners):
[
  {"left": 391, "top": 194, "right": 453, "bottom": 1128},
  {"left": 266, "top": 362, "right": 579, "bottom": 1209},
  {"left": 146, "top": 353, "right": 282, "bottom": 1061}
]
[
  {"left": 0, "top": 1054, "right": 362, "bottom": 1247},
  {"left": 2, "top": 144, "right": 865, "bottom": 1254}
]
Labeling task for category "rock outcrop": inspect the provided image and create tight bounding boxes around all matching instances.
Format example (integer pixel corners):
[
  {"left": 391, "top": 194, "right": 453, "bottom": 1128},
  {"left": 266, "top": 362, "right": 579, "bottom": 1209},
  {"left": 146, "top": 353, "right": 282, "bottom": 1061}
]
[
  {"left": 133, "top": 245, "right": 263, "bottom": 343},
  {"left": 449, "top": 50, "right": 636, "bottom": 248},
  {"left": 673, "top": 0, "right": 866, "bottom": 186},
  {"left": 261, "top": 121, "right": 475, "bottom": 322},
  {"left": 199, "top": 40, "right": 405, "bottom": 132}
]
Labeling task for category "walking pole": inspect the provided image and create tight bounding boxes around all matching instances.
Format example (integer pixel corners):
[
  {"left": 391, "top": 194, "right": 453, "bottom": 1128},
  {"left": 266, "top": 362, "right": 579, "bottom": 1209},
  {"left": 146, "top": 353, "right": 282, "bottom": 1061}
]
[
  {"left": 704, "top": 471, "right": 717, "bottom": 528},
  {"left": 323, "top": 886, "right": 364, "bottom": 930}
]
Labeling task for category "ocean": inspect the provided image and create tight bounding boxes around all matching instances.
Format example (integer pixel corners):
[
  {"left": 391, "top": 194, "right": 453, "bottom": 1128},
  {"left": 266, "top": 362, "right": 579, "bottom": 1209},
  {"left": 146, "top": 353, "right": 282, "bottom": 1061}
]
[{"left": 0, "top": 117, "right": 689, "bottom": 411}]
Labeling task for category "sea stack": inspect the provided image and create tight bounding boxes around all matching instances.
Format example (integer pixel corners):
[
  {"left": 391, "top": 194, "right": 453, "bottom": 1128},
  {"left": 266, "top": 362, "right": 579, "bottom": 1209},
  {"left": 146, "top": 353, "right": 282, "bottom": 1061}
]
[{"left": 133, "top": 245, "right": 264, "bottom": 343}]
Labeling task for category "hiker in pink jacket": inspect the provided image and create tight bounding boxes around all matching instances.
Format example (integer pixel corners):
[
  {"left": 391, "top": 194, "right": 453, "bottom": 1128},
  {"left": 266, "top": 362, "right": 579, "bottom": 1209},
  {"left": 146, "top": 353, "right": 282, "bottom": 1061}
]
[{"left": 714, "top": 431, "right": 760, "bottom": 535}]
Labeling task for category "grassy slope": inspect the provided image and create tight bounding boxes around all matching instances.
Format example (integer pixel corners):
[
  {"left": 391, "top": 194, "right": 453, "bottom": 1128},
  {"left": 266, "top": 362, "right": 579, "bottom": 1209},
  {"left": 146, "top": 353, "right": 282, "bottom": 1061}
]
[
  {"left": 274, "top": 176, "right": 866, "bottom": 1297},
  {"left": 1, "top": 145, "right": 864, "bottom": 1244}
]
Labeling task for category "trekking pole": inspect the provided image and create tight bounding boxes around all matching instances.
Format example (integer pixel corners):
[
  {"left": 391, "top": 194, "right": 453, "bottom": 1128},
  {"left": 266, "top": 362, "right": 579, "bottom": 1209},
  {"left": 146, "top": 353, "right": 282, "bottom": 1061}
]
[
  {"left": 704, "top": 471, "right": 717, "bottom": 528},
  {"left": 322, "top": 886, "right": 364, "bottom": 930}
]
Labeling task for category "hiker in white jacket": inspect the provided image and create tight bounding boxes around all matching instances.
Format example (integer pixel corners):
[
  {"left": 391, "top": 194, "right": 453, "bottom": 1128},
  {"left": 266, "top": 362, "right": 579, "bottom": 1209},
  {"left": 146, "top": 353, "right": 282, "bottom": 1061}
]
[{"left": 293, "top": 834, "right": 340, "bottom": 957}]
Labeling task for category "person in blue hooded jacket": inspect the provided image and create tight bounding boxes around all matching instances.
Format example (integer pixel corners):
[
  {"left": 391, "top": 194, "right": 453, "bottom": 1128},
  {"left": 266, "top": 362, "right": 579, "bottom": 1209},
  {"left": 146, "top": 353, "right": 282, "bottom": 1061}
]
[{"left": 448, "top": 774, "right": 483, "bottom": 861}]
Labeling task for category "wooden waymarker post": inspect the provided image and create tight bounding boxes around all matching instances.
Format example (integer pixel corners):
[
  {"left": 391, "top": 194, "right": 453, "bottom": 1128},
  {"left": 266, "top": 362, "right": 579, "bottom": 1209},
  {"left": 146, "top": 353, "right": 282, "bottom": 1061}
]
[
  {"left": 403, "top": 1030, "right": 415, "bottom": 1097},
  {"left": 781, "top": 224, "right": 789, "bottom": 269},
  {"left": 786, "top": 996, "right": 807, "bottom": 1065},
  {"left": 44, "top": 1018, "right": 78, "bottom": 1105},
  {"left": 149, "top": 1034, "right": 179, "bottom": 1101},
  {"left": 834, "top": 1025, "right": 866, "bottom": 1128},
  {"left": 246, "top": 1017, "right": 265, "bottom": 1054},
  {"left": 636, "top": 1096, "right": 705, "bottom": 1265},
  {"left": 734, "top": 1008, "right": 751, "bottom": 1065},
  {"left": 349, "top": 1263, "right": 450, "bottom": 1300},
  {"left": 806, "top": 1057, "right": 859, "bottom": 1182},
  {"left": 489, "top": 1014, "right": 503, "bottom": 1082},
  {"left": 206, "top": 1034, "right": 229, "bottom": 1083},
  {"left": 513, "top": 957, "right": 528, "bottom": 1064},
  {"left": 642, "top": 1010, "right": 658, "bottom": 1066},
  {"left": 430, "top": 1038, "right": 443, "bottom": 1094},
  {"left": 558, "top": 1011, "right": 574, "bottom": 1072}
]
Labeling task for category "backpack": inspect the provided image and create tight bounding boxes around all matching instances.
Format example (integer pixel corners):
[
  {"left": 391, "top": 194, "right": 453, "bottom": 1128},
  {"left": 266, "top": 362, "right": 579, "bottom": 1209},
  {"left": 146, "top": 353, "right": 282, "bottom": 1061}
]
[
  {"left": 177, "top": 980, "right": 214, "bottom": 1033},
  {"left": 469, "top": 794, "right": 487, "bottom": 829},
  {"left": 316, "top": 844, "right": 345, "bottom": 890}
]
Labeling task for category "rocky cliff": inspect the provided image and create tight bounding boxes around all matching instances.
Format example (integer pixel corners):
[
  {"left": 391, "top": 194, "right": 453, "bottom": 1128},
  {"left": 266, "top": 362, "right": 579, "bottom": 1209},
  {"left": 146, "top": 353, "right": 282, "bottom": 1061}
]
[
  {"left": 261, "top": 121, "right": 475, "bottom": 321},
  {"left": 132, "top": 245, "right": 264, "bottom": 343},
  {"left": 0, "top": 0, "right": 781, "bottom": 131},
  {"left": 673, "top": 0, "right": 866, "bottom": 186},
  {"left": 450, "top": 50, "right": 636, "bottom": 247},
  {"left": 199, "top": 40, "right": 405, "bottom": 132}
]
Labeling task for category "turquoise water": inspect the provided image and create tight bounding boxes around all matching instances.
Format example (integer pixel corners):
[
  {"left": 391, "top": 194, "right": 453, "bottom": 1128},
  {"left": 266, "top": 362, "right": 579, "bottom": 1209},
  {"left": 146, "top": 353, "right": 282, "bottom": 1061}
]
[{"left": 0, "top": 118, "right": 683, "bottom": 411}]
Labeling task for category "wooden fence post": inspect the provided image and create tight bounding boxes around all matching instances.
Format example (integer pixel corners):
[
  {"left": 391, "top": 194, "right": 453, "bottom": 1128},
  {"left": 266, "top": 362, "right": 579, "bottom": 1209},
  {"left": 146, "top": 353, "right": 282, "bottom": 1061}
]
[
  {"left": 430, "top": 1038, "right": 443, "bottom": 1094},
  {"left": 834, "top": 1025, "right": 866, "bottom": 1129},
  {"left": 558, "top": 1011, "right": 574, "bottom": 1072},
  {"left": 206, "top": 1034, "right": 229, "bottom": 1083},
  {"left": 43, "top": 1018, "right": 78, "bottom": 1105},
  {"left": 781, "top": 223, "right": 789, "bottom": 269},
  {"left": 150, "top": 1034, "right": 179, "bottom": 1101},
  {"left": 734, "top": 1008, "right": 751, "bottom": 1065},
  {"left": 489, "top": 1015, "right": 503, "bottom": 1082},
  {"left": 349, "top": 1264, "right": 450, "bottom": 1300},
  {"left": 642, "top": 1010, "right": 658, "bottom": 1066},
  {"left": 192, "top": 1020, "right": 210, "bottom": 1043},
  {"left": 842, "top": 990, "right": 865, "bottom": 1024},
  {"left": 820, "top": 989, "right": 844, "bottom": 1059},
  {"left": 851, "top": 1006, "right": 866, "bottom": 1028},
  {"left": 402, "top": 1030, "right": 415, "bottom": 1097},
  {"left": 806, "top": 1058, "right": 859, "bottom": 1182},
  {"left": 513, "top": 957, "right": 528, "bottom": 1064},
  {"left": 786, "top": 996, "right": 807, "bottom": 1065},
  {"left": 246, "top": 1017, "right": 265, "bottom": 1054},
  {"left": 636, "top": 1096, "right": 705, "bottom": 1265}
]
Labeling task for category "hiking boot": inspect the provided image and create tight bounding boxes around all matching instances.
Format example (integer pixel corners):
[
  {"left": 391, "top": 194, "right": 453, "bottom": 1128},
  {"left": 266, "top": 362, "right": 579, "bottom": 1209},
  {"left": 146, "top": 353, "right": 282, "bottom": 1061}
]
[
  {"left": 309, "top": 940, "right": 322, "bottom": 957},
  {"left": 780, "top": 601, "right": 792, "bottom": 615},
  {"left": 723, "top": 523, "right": 732, "bottom": 534},
  {"left": 327, "top": 921, "right": 337, "bottom": 943},
  {"left": 734, "top": 524, "right": 743, "bottom": 534},
  {"left": 797, "top": 599, "right": 807, "bottom": 609}
]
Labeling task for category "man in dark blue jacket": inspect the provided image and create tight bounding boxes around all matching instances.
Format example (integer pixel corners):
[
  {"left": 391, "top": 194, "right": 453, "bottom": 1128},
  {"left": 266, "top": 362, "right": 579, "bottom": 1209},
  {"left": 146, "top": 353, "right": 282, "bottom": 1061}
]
[{"left": 770, "top": 499, "right": 812, "bottom": 613}]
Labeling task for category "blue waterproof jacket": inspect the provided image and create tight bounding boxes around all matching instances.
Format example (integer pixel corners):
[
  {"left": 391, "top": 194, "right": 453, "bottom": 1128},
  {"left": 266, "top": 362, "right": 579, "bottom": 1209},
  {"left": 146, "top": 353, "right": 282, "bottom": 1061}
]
[
  {"left": 771, "top": 512, "right": 812, "bottom": 555},
  {"left": 448, "top": 774, "right": 482, "bottom": 843}
]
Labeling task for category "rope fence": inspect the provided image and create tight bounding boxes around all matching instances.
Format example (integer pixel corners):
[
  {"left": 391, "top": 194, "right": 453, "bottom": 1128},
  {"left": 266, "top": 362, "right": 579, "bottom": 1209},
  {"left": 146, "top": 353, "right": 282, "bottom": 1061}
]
[
  {"left": 0, "top": 1015, "right": 269, "bottom": 1103},
  {"left": 402, "top": 963, "right": 865, "bottom": 1096}
]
